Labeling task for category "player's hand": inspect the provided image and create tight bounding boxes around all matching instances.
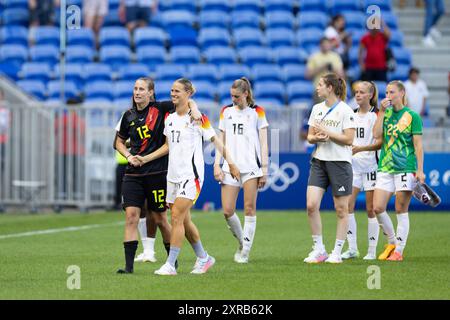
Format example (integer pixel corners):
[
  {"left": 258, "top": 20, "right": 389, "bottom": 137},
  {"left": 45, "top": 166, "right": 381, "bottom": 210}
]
[
  {"left": 352, "top": 145, "right": 361, "bottom": 155},
  {"left": 128, "top": 155, "right": 141, "bottom": 167},
  {"left": 188, "top": 100, "right": 202, "bottom": 124},
  {"left": 315, "top": 132, "right": 329, "bottom": 142},
  {"left": 416, "top": 170, "right": 425, "bottom": 184},
  {"left": 134, "top": 155, "right": 148, "bottom": 166},
  {"left": 380, "top": 98, "right": 391, "bottom": 112},
  {"left": 228, "top": 164, "right": 241, "bottom": 181},
  {"left": 258, "top": 175, "right": 267, "bottom": 189},
  {"left": 214, "top": 165, "right": 224, "bottom": 182}
]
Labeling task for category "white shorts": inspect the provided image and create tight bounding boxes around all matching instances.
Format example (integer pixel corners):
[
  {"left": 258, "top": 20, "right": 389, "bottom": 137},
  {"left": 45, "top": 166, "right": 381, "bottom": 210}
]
[
  {"left": 353, "top": 171, "right": 377, "bottom": 192},
  {"left": 375, "top": 172, "right": 416, "bottom": 193},
  {"left": 83, "top": 0, "right": 108, "bottom": 17},
  {"left": 221, "top": 168, "right": 263, "bottom": 188},
  {"left": 166, "top": 178, "right": 202, "bottom": 204}
]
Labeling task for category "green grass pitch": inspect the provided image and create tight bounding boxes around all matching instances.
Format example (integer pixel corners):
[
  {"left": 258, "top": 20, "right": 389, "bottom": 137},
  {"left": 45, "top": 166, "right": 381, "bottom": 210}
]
[{"left": 0, "top": 210, "right": 449, "bottom": 300}]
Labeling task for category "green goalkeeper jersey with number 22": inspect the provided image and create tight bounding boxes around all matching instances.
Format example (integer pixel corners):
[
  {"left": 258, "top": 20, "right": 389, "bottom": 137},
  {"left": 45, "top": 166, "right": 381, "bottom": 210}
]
[{"left": 378, "top": 107, "right": 422, "bottom": 173}]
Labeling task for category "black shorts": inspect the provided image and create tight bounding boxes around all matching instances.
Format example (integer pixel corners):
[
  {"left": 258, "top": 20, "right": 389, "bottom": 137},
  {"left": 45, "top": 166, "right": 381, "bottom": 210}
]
[
  {"left": 308, "top": 158, "right": 353, "bottom": 196},
  {"left": 121, "top": 173, "right": 167, "bottom": 212}
]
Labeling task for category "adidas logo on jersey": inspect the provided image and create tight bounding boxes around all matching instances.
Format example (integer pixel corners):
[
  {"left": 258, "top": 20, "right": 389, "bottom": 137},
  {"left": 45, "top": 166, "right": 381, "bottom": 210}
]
[
  {"left": 338, "top": 186, "right": 346, "bottom": 192},
  {"left": 180, "top": 191, "right": 186, "bottom": 195},
  {"left": 250, "top": 172, "right": 255, "bottom": 176},
  {"left": 169, "top": 122, "right": 173, "bottom": 126},
  {"left": 158, "top": 204, "right": 164, "bottom": 209},
  {"left": 402, "top": 184, "right": 407, "bottom": 188},
  {"left": 228, "top": 116, "right": 232, "bottom": 120}
]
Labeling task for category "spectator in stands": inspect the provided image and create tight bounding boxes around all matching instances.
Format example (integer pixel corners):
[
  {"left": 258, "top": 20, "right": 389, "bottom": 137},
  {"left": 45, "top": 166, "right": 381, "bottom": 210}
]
[
  {"left": 29, "top": 0, "right": 59, "bottom": 27},
  {"left": 324, "top": 14, "right": 351, "bottom": 70},
  {"left": 119, "top": 0, "right": 159, "bottom": 33},
  {"left": 306, "top": 38, "right": 345, "bottom": 102},
  {"left": 422, "top": 0, "right": 445, "bottom": 47},
  {"left": 83, "top": 0, "right": 108, "bottom": 37},
  {"left": 359, "top": 18, "right": 391, "bottom": 82},
  {"left": 404, "top": 67, "right": 429, "bottom": 116}
]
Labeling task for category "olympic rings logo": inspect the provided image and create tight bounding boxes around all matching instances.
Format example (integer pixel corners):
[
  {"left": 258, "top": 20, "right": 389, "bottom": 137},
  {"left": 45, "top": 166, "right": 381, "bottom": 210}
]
[{"left": 261, "top": 162, "right": 300, "bottom": 192}]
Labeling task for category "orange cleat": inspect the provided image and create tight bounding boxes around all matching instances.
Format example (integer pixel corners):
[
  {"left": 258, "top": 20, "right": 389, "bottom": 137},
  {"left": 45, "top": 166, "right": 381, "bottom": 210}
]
[
  {"left": 378, "top": 244, "right": 396, "bottom": 260},
  {"left": 387, "top": 251, "right": 403, "bottom": 261}
]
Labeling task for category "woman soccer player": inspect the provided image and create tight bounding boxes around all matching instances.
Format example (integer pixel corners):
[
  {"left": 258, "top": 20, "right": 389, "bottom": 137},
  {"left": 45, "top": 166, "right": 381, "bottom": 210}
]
[
  {"left": 372, "top": 80, "right": 424, "bottom": 261},
  {"left": 214, "top": 78, "right": 269, "bottom": 263},
  {"left": 140, "top": 78, "right": 240, "bottom": 275},
  {"left": 341, "top": 81, "right": 382, "bottom": 261},
  {"left": 304, "top": 73, "right": 356, "bottom": 264},
  {"left": 114, "top": 77, "right": 201, "bottom": 274}
]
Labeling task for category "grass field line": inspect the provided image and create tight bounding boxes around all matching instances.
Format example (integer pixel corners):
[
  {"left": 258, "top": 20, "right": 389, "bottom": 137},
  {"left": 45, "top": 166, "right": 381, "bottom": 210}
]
[{"left": 0, "top": 221, "right": 124, "bottom": 240}]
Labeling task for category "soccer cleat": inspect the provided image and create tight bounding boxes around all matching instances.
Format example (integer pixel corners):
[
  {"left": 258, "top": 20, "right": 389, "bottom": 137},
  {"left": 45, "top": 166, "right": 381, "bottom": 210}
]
[
  {"left": 386, "top": 251, "right": 403, "bottom": 261},
  {"left": 116, "top": 268, "right": 133, "bottom": 274},
  {"left": 154, "top": 262, "right": 177, "bottom": 275},
  {"left": 378, "top": 244, "right": 396, "bottom": 260},
  {"left": 234, "top": 248, "right": 242, "bottom": 263},
  {"left": 341, "top": 249, "right": 360, "bottom": 260},
  {"left": 134, "top": 252, "right": 157, "bottom": 263},
  {"left": 325, "top": 253, "right": 343, "bottom": 264},
  {"left": 363, "top": 253, "right": 377, "bottom": 260},
  {"left": 303, "top": 249, "right": 328, "bottom": 264},
  {"left": 235, "top": 251, "right": 249, "bottom": 264},
  {"left": 191, "top": 254, "right": 216, "bottom": 274}
]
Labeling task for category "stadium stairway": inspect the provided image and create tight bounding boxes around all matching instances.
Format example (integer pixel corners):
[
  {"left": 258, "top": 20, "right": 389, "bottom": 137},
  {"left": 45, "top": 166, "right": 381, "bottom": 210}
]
[{"left": 394, "top": 0, "right": 450, "bottom": 125}]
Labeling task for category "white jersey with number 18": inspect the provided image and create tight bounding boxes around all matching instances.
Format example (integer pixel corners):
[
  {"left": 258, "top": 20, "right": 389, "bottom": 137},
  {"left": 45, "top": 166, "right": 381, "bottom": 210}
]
[{"left": 352, "top": 108, "right": 379, "bottom": 174}]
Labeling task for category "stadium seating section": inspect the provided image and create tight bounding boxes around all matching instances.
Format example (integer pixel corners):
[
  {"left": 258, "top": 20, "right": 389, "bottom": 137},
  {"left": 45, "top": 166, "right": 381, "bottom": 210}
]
[{"left": 0, "top": 0, "right": 412, "bottom": 108}]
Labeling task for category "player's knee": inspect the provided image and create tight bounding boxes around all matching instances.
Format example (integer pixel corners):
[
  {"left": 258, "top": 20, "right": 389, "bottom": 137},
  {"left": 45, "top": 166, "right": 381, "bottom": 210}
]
[
  {"left": 125, "top": 211, "right": 139, "bottom": 227},
  {"left": 373, "top": 204, "right": 385, "bottom": 215},
  {"left": 306, "top": 202, "right": 319, "bottom": 215},
  {"left": 244, "top": 204, "right": 255, "bottom": 216},
  {"left": 334, "top": 206, "right": 347, "bottom": 219},
  {"left": 222, "top": 206, "right": 235, "bottom": 218}
]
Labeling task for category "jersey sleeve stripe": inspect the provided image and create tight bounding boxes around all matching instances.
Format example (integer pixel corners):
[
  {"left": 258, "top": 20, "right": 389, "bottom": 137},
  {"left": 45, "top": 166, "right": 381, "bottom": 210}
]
[
  {"left": 219, "top": 106, "right": 227, "bottom": 120},
  {"left": 255, "top": 106, "right": 266, "bottom": 118},
  {"left": 201, "top": 114, "right": 212, "bottom": 129}
]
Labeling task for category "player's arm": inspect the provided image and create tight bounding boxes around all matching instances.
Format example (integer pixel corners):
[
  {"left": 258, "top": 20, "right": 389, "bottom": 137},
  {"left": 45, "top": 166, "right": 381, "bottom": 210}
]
[
  {"left": 211, "top": 135, "right": 240, "bottom": 181},
  {"left": 115, "top": 133, "right": 139, "bottom": 166},
  {"left": 258, "top": 127, "right": 269, "bottom": 188},
  {"left": 353, "top": 138, "right": 383, "bottom": 154},
  {"left": 413, "top": 134, "right": 425, "bottom": 183},
  {"left": 213, "top": 130, "right": 225, "bottom": 182},
  {"left": 188, "top": 99, "right": 202, "bottom": 122},
  {"left": 136, "top": 138, "right": 169, "bottom": 166},
  {"left": 323, "top": 127, "right": 355, "bottom": 146},
  {"left": 307, "top": 125, "right": 329, "bottom": 144},
  {"left": 373, "top": 99, "right": 390, "bottom": 139}
]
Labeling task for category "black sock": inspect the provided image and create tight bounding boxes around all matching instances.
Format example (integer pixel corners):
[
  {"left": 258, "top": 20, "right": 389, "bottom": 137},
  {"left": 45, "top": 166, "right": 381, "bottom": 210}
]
[
  {"left": 164, "top": 242, "right": 178, "bottom": 269},
  {"left": 124, "top": 240, "right": 138, "bottom": 273}
]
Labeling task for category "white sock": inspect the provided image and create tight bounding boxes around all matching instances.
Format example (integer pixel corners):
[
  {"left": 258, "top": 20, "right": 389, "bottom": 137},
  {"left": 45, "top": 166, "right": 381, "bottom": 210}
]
[
  {"left": 242, "top": 216, "right": 256, "bottom": 254},
  {"left": 333, "top": 239, "right": 345, "bottom": 256},
  {"left": 312, "top": 235, "right": 325, "bottom": 252},
  {"left": 347, "top": 213, "right": 358, "bottom": 251},
  {"left": 376, "top": 211, "right": 396, "bottom": 245},
  {"left": 226, "top": 213, "right": 243, "bottom": 248},
  {"left": 395, "top": 212, "right": 410, "bottom": 254},
  {"left": 138, "top": 218, "right": 147, "bottom": 239},
  {"left": 141, "top": 237, "right": 155, "bottom": 254},
  {"left": 367, "top": 217, "right": 379, "bottom": 255}
]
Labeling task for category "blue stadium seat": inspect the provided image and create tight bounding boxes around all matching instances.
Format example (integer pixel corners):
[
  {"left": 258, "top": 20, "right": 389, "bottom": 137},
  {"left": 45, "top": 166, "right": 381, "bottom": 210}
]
[
  {"left": 109, "top": 0, "right": 121, "bottom": 10},
  {"left": 287, "top": 81, "right": 314, "bottom": 102},
  {"left": 136, "top": 46, "right": 167, "bottom": 70},
  {"left": 388, "top": 64, "right": 410, "bottom": 82},
  {"left": 297, "top": 12, "right": 329, "bottom": 30},
  {"left": 103, "top": 10, "right": 123, "bottom": 27},
  {"left": 162, "top": 10, "right": 195, "bottom": 28},
  {"left": 34, "top": 26, "right": 60, "bottom": 47},
  {"left": 192, "top": 81, "right": 217, "bottom": 100},
  {"left": 283, "top": 64, "right": 307, "bottom": 82},
  {"left": 347, "top": 65, "right": 361, "bottom": 81},
  {"left": 30, "top": 45, "right": 59, "bottom": 65},
  {"left": 134, "top": 27, "right": 167, "bottom": 48},
  {"left": 1, "top": 26, "right": 28, "bottom": 46},
  {"left": 297, "top": 28, "right": 325, "bottom": 51},
  {"left": 239, "top": 46, "right": 272, "bottom": 67},
  {"left": 199, "top": 10, "right": 230, "bottom": 29},
  {"left": 363, "top": 0, "right": 392, "bottom": 11},
  {"left": 154, "top": 81, "right": 173, "bottom": 100},
  {"left": 204, "top": 46, "right": 237, "bottom": 65},
  {"left": 218, "top": 64, "right": 251, "bottom": 82},
  {"left": 231, "top": 11, "right": 261, "bottom": 29},
  {"left": 84, "top": 63, "right": 113, "bottom": 82},
  {"left": 233, "top": 28, "right": 265, "bottom": 49},
  {"left": 99, "top": 27, "right": 130, "bottom": 47},
  {"left": 0, "top": 44, "right": 28, "bottom": 65},
  {"left": 299, "top": 0, "right": 327, "bottom": 12},
  {"left": 167, "top": 25, "right": 198, "bottom": 47},
  {"left": 255, "top": 98, "right": 284, "bottom": 107},
  {"left": 2, "top": 8, "right": 29, "bottom": 25},
  {"left": 170, "top": 46, "right": 201, "bottom": 64},
  {"left": 54, "top": 63, "right": 84, "bottom": 90},
  {"left": 188, "top": 64, "right": 218, "bottom": 83},
  {"left": 254, "top": 81, "right": 286, "bottom": 105},
  {"left": 99, "top": 46, "right": 131, "bottom": 70},
  {"left": 382, "top": 11, "right": 399, "bottom": 30},
  {"left": 114, "top": 80, "right": 135, "bottom": 99},
  {"left": 84, "top": 81, "right": 114, "bottom": 100},
  {"left": 67, "top": 28, "right": 95, "bottom": 47},
  {"left": 265, "top": 0, "right": 295, "bottom": 13},
  {"left": 200, "top": 0, "right": 231, "bottom": 13},
  {"left": 348, "top": 46, "right": 359, "bottom": 66},
  {"left": 373, "top": 81, "right": 387, "bottom": 96},
  {"left": 20, "top": 63, "right": 52, "bottom": 83},
  {"left": 389, "top": 30, "right": 404, "bottom": 47},
  {"left": 66, "top": 45, "right": 94, "bottom": 63},
  {"left": 167, "top": 0, "right": 198, "bottom": 13},
  {"left": 4, "top": 0, "right": 28, "bottom": 9},
  {"left": 265, "top": 11, "right": 295, "bottom": 30},
  {"left": 349, "top": 29, "right": 366, "bottom": 47},
  {"left": 341, "top": 11, "right": 366, "bottom": 29},
  {"left": 392, "top": 47, "right": 412, "bottom": 65},
  {"left": 0, "top": 62, "right": 21, "bottom": 80},
  {"left": 16, "top": 80, "right": 46, "bottom": 100},
  {"left": 330, "top": 0, "right": 361, "bottom": 14},
  {"left": 273, "top": 47, "right": 309, "bottom": 66},
  {"left": 252, "top": 64, "right": 284, "bottom": 83},
  {"left": 155, "top": 64, "right": 186, "bottom": 81},
  {"left": 198, "top": 28, "right": 231, "bottom": 49},
  {"left": 117, "top": 64, "right": 150, "bottom": 81},
  {"left": 233, "top": 0, "right": 262, "bottom": 14},
  {"left": 113, "top": 98, "right": 132, "bottom": 110},
  {"left": 266, "top": 28, "right": 295, "bottom": 48},
  {"left": 218, "top": 80, "right": 235, "bottom": 103},
  {"left": 47, "top": 80, "right": 79, "bottom": 100},
  {"left": 67, "top": 0, "right": 82, "bottom": 6}
]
